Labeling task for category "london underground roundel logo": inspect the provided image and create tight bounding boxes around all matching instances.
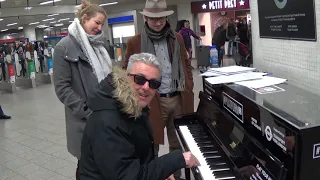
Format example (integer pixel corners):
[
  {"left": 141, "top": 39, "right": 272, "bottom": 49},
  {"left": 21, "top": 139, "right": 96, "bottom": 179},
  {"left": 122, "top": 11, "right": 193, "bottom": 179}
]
[{"left": 274, "top": 0, "right": 287, "bottom": 9}]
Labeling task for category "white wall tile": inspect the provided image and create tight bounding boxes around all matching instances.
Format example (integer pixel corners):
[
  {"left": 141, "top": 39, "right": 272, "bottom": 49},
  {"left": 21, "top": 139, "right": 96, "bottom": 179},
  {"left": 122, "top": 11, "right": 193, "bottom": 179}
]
[{"left": 251, "top": 0, "right": 320, "bottom": 94}]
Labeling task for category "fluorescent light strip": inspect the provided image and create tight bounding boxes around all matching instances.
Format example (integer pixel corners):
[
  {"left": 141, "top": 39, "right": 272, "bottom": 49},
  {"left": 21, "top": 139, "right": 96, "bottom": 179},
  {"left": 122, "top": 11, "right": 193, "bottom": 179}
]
[
  {"left": 37, "top": 25, "right": 49, "bottom": 28},
  {"left": 99, "top": 2, "right": 118, "bottom": 6},
  {"left": 54, "top": 23, "right": 64, "bottom": 27},
  {"left": 0, "top": 0, "right": 6, "bottom": 2},
  {"left": 7, "top": 23, "right": 18, "bottom": 26},
  {"left": 18, "top": 27, "right": 23, "bottom": 30},
  {"left": 58, "top": 18, "right": 69, "bottom": 22},
  {"left": 29, "top": 22, "right": 40, "bottom": 25},
  {"left": 48, "top": 14, "right": 59, "bottom": 17},
  {"left": 50, "top": 21, "right": 57, "bottom": 24},
  {"left": 0, "top": 19, "right": 3, "bottom": 21},
  {"left": 1, "top": 29, "right": 8, "bottom": 32},
  {"left": 42, "top": 18, "right": 55, "bottom": 21},
  {"left": 39, "top": 0, "right": 61, "bottom": 5}
]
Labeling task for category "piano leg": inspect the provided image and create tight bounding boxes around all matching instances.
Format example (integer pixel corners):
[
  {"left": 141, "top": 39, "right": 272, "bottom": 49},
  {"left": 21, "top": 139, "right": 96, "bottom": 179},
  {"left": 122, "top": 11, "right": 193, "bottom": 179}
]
[{"left": 185, "top": 168, "right": 191, "bottom": 180}]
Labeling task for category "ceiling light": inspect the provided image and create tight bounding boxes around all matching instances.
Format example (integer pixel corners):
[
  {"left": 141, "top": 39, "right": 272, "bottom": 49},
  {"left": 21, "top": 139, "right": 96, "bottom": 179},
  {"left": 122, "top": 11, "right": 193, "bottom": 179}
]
[
  {"left": 39, "top": 0, "right": 61, "bottom": 5},
  {"left": 54, "top": 23, "right": 64, "bottom": 27},
  {"left": 1, "top": 29, "right": 8, "bottom": 32},
  {"left": 37, "top": 25, "right": 49, "bottom": 28},
  {"left": 42, "top": 18, "right": 55, "bottom": 22},
  {"left": 48, "top": 13, "right": 59, "bottom": 17},
  {"left": 25, "top": 7, "right": 32, "bottom": 10},
  {"left": 18, "top": 27, "right": 23, "bottom": 30},
  {"left": 99, "top": 2, "right": 118, "bottom": 6},
  {"left": 44, "top": 36, "right": 48, "bottom": 38},
  {"left": 0, "top": 19, "right": 3, "bottom": 21},
  {"left": 29, "top": 22, "right": 40, "bottom": 25},
  {"left": 50, "top": 21, "right": 57, "bottom": 24},
  {"left": 7, "top": 23, "right": 18, "bottom": 26},
  {"left": 0, "top": 0, "right": 6, "bottom": 2},
  {"left": 58, "top": 18, "right": 69, "bottom": 22}
]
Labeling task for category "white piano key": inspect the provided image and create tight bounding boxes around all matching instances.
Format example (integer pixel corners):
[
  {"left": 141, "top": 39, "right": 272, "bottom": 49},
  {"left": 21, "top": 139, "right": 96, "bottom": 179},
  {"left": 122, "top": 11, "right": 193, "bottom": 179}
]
[{"left": 179, "top": 125, "right": 237, "bottom": 180}]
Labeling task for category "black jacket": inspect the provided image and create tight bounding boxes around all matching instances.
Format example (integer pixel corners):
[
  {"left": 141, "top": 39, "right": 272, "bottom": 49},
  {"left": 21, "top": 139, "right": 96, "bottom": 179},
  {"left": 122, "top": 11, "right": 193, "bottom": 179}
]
[
  {"left": 79, "top": 67, "right": 186, "bottom": 180},
  {"left": 227, "top": 24, "right": 237, "bottom": 37},
  {"left": 212, "top": 26, "right": 227, "bottom": 48}
]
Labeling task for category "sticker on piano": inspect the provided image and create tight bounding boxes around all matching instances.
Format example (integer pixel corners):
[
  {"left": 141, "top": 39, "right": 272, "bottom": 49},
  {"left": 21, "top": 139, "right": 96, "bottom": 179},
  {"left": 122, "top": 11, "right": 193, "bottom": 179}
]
[
  {"left": 223, "top": 92, "right": 244, "bottom": 123},
  {"left": 250, "top": 85, "right": 285, "bottom": 95},
  {"left": 251, "top": 117, "right": 262, "bottom": 131},
  {"left": 313, "top": 143, "right": 320, "bottom": 159},
  {"left": 264, "top": 125, "right": 287, "bottom": 152}
]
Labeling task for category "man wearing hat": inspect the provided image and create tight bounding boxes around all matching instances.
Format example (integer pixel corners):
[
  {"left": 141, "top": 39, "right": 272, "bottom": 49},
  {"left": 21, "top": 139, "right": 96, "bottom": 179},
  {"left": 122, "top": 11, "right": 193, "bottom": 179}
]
[{"left": 123, "top": 0, "right": 194, "bottom": 179}]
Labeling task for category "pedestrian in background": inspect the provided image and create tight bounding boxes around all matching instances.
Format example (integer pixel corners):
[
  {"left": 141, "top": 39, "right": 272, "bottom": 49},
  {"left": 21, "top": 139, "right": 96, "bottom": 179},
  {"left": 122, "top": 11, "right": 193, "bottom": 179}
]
[
  {"left": 179, "top": 20, "right": 201, "bottom": 60},
  {"left": 0, "top": 105, "right": 11, "bottom": 120}
]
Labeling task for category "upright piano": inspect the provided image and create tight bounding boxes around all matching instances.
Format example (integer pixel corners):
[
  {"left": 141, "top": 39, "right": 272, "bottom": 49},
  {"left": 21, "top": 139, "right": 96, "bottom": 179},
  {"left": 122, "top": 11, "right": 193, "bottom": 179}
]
[{"left": 175, "top": 78, "right": 320, "bottom": 180}]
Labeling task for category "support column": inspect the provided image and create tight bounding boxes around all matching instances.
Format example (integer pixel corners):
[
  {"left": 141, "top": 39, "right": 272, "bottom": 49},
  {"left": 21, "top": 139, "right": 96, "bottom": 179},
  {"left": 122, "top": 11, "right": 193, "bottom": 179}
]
[
  {"left": 35, "top": 28, "right": 44, "bottom": 41},
  {"left": 23, "top": 25, "right": 37, "bottom": 42}
]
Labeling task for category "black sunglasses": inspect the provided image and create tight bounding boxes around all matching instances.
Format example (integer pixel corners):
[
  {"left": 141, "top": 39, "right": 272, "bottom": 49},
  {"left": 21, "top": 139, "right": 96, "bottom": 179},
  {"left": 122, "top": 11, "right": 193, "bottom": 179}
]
[{"left": 128, "top": 73, "right": 161, "bottom": 89}]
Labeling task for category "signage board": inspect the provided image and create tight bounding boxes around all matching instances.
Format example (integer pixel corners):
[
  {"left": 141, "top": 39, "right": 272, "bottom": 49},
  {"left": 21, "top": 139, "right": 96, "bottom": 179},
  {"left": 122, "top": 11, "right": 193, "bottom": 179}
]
[
  {"left": 257, "top": 0, "right": 316, "bottom": 41},
  {"left": 191, "top": 0, "right": 250, "bottom": 14}
]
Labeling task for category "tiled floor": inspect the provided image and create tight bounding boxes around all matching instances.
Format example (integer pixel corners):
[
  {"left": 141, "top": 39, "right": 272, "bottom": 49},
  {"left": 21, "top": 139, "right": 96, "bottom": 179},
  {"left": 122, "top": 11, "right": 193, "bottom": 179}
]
[{"left": 0, "top": 59, "right": 235, "bottom": 180}]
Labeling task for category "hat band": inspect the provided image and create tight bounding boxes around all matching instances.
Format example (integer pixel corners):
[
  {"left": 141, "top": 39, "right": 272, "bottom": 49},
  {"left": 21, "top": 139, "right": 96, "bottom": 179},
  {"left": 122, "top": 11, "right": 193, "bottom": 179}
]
[{"left": 144, "top": 8, "right": 167, "bottom": 13}]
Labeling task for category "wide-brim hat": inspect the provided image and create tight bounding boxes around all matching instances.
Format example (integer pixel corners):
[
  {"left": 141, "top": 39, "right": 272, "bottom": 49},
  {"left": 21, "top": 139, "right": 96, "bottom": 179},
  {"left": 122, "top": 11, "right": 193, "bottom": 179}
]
[{"left": 139, "top": 0, "right": 174, "bottom": 18}]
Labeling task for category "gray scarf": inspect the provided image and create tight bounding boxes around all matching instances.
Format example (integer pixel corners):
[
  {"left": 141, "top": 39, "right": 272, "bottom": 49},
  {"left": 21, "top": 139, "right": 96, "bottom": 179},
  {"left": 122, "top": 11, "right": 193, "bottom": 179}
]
[
  {"left": 141, "top": 22, "right": 185, "bottom": 91},
  {"left": 68, "top": 18, "right": 112, "bottom": 82}
]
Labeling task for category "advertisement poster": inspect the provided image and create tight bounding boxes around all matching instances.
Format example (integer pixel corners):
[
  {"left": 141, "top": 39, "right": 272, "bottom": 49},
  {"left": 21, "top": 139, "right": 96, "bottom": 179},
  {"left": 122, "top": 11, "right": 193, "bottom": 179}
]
[{"left": 257, "top": 0, "right": 316, "bottom": 41}]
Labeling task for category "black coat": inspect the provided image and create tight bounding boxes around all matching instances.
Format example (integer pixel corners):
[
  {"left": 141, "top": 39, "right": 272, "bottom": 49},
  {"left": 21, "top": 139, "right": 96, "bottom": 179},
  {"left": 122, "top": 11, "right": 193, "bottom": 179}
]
[
  {"left": 212, "top": 26, "right": 227, "bottom": 48},
  {"left": 79, "top": 67, "right": 186, "bottom": 180}
]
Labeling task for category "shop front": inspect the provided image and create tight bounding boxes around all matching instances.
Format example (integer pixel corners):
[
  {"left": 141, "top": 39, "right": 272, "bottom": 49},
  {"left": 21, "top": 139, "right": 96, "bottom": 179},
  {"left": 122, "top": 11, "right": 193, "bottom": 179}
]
[{"left": 191, "top": 0, "right": 251, "bottom": 47}]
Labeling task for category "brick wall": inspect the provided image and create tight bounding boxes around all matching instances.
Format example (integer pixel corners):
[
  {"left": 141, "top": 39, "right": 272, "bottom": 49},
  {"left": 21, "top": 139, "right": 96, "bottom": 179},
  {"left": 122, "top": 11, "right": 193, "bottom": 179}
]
[{"left": 250, "top": 0, "right": 320, "bottom": 95}]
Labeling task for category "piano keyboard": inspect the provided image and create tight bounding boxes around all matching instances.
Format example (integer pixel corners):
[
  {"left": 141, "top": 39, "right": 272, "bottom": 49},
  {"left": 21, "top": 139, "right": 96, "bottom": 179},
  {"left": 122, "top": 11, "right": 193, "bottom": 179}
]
[{"left": 179, "top": 125, "right": 236, "bottom": 180}]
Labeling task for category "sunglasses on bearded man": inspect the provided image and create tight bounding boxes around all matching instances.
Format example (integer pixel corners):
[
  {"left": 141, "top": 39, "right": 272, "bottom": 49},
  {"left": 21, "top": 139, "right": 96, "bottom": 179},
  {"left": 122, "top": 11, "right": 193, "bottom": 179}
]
[{"left": 128, "top": 74, "right": 161, "bottom": 90}]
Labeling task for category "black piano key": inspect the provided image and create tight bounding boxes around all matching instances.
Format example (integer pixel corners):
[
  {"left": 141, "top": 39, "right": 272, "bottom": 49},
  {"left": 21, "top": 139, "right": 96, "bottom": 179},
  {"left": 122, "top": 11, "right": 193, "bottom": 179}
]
[
  {"left": 194, "top": 137, "right": 211, "bottom": 142},
  {"left": 196, "top": 140, "right": 212, "bottom": 143},
  {"left": 206, "top": 158, "right": 226, "bottom": 165},
  {"left": 192, "top": 135, "right": 209, "bottom": 139},
  {"left": 210, "top": 164, "right": 229, "bottom": 171},
  {"left": 203, "top": 152, "right": 219, "bottom": 157},
  {"left": 204, "top": 154, "right": 221, "bottom": 158},
  {"left": 212, "top": 171, "right": 235, "bottom": 179},
  {"left": 200, "top": 147, "right": 216, "bottom": 152},
  {"left": 197, "top": 142, "right": 215, "bottom": 147},
  {"left": 190, "top": 132, "right": 207, "bottom": 136}
]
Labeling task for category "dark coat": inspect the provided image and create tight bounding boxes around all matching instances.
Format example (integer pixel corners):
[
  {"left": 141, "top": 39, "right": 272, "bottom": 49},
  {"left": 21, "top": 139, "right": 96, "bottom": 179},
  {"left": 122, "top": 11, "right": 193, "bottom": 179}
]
[
  {"left": 79, "top": 67, "right": 186, "bottom": 180},
  {"left": 53, "top": 35, "right": 98, "bottom": 159},
  {"left": 212, "top": 26, "right": 227, "bottom": 48},
  {"left": 122, "top": 32, "right": 194, "bottom": 145}
]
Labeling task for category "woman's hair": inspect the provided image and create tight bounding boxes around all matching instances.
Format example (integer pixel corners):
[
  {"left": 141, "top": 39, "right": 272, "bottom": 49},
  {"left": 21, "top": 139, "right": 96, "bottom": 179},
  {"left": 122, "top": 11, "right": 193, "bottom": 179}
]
[{"left": 76, "top": 0, "right": 107, "bottom": 23}]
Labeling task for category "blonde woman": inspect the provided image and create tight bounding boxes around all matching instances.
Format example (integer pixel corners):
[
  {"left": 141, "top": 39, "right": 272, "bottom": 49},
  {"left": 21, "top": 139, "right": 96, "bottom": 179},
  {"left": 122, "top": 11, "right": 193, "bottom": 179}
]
[{"left": 53, "top": 0, "right": 112, "bottom": 179}]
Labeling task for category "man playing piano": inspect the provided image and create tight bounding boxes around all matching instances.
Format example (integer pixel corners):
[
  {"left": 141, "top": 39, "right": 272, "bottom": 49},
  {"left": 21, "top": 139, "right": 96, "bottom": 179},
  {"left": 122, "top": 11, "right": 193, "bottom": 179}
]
[
  {"left": 123, "top": 0, "right": 194, "bottom": 179},
  {"left": 79, "top": 53, "right": 199, "bottom": 180}
]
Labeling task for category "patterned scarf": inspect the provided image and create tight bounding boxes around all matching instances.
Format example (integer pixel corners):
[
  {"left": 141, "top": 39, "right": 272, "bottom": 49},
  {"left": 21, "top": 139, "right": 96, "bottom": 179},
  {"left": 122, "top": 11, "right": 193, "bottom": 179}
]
[{"left": 68, "top": 18, "right": 112, "bottom": 82}]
